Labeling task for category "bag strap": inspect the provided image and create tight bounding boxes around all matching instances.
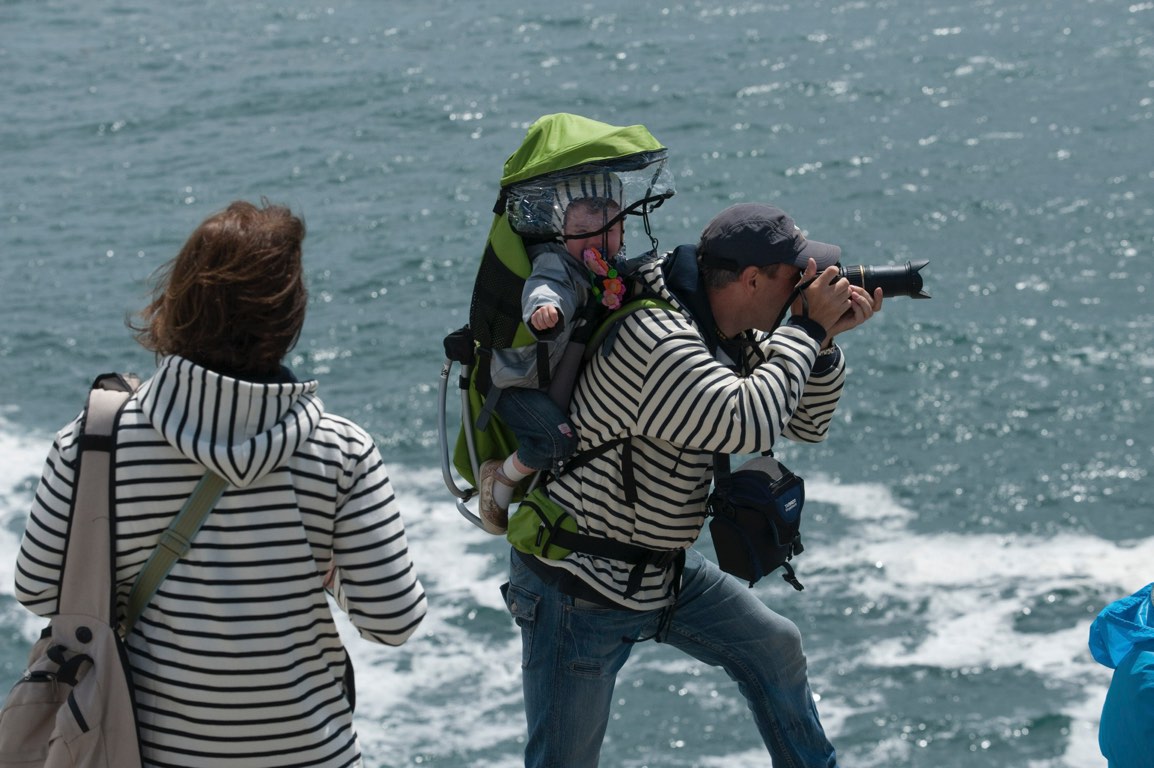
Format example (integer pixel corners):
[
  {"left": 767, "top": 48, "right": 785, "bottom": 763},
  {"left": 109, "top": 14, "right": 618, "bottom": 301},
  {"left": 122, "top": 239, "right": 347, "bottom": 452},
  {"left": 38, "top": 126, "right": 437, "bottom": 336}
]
[
  {"left": 712, "top": 453, "right": 731, "bottom": 490},
  {"left": 121, "top": 471, "right": 228, "bottom": 636},
  {"left": 57, "top": 374, "right": 137, "bottom": 621},
  {"left": 708, "top": 453, "right": 790, "bottom": 514}
]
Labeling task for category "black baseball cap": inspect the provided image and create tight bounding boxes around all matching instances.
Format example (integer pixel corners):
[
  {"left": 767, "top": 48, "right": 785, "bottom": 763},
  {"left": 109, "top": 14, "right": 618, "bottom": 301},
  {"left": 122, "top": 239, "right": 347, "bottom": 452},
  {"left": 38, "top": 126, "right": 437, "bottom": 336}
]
[{"left": 698, "top": 203, "right": 841, "bottom": 271}]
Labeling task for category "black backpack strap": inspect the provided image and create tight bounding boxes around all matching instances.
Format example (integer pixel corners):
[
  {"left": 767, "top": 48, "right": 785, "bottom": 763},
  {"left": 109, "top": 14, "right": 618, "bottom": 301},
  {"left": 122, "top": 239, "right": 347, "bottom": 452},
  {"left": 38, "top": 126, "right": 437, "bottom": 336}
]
[
  {"left": 474, "top": 347, "right": 494, "bottom": 394},
  {"left": 549, "top": 526, "right": 681, "bottom": 599},
  {"left": 570, "top": 297, "right": 611, "bottom": 344},
  {"left": 560, "top": 437, "right": 638, "bottom": 505},
  {"left": 535, "top": 340, "right": 551, "bottom": 390},
  {"left": 712, "top": 453, "right": 731, "bottom": 490},
  {"left": 475, "top": 383, "right": 501, "bottom": 433},
  {"left": 543, "top": 436, "right": 668, "bottom": 597}
]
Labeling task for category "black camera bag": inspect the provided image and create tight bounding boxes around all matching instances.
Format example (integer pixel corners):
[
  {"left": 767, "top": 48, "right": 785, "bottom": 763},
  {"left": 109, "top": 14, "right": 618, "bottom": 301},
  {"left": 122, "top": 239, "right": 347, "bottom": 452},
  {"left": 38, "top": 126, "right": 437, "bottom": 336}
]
[{"left": 706, "top": 455, "right": 805, "bottom": 589}]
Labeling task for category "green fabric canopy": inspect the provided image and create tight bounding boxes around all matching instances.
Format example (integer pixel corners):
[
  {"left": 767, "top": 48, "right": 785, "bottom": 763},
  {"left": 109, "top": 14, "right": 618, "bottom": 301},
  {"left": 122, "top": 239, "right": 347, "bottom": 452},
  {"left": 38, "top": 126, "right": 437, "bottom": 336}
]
[{"left": 500, "top": 113, "right": 667, "bottom": 188}]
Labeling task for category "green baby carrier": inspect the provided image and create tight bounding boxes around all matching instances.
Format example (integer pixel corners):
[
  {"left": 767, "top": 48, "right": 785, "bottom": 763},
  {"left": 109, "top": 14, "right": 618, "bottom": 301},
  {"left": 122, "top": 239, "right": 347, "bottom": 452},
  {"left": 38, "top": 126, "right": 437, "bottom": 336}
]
[{"left": 437, "top": 113, "right": 674, "bottom": 530}]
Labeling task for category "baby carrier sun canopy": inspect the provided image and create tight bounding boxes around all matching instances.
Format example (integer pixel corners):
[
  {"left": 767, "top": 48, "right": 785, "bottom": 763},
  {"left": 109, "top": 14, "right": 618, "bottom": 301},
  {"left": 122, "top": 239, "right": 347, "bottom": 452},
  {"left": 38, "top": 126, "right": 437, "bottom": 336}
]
[{"left": 499, "top": 114, "right": 675, "bottom": 238}]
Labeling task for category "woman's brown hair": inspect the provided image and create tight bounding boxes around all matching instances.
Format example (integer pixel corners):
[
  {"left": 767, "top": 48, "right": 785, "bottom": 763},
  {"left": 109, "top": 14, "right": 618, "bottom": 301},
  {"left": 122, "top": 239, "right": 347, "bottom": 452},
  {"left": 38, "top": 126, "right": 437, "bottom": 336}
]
[{"left": 131, "top": 200, "right": 308, "bottom": 376}]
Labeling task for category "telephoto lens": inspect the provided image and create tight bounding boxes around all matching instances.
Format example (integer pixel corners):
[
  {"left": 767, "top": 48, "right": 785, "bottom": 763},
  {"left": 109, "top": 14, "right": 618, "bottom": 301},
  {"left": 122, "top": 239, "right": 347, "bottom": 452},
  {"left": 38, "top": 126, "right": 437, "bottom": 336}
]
[{"left": 837, "top": 259, "right": 930, "bottom": 299}]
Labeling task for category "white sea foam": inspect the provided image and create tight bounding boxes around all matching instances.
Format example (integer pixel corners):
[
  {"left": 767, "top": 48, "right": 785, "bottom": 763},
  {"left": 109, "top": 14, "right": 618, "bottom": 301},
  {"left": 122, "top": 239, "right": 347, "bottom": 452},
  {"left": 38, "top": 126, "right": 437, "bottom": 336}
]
[
  {"left": 0, "top": 418, "right": 52, "bottom": 632},
  {"left": 804, "top": 476, "right": 1141, "bottom": 768},
  {"left": 396, "top": 471, "right": 1142, "bottom": 766},
  {"left": 334, "top": 469, "right": 528, "bottom": 763},
  {"left": 1, "top": 428, "right": 1142, "bottom": 767},
  {"left": 359, "top": 469, "right": 1139, "bottom": 767}
]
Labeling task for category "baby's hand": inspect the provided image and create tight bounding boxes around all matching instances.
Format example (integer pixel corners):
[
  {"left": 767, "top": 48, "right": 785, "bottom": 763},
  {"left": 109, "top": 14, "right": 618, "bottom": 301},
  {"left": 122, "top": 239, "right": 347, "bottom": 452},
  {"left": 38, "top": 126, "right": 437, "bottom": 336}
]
[{"left": 530, "top": 305, "right": 560, "bottom": 331}]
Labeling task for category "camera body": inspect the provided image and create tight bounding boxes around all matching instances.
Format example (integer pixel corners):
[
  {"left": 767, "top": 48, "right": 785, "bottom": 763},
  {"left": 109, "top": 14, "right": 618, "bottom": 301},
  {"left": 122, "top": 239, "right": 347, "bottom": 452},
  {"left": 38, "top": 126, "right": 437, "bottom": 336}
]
[{"left": 836, "top": 259, "right": 930, "bottom": 299}]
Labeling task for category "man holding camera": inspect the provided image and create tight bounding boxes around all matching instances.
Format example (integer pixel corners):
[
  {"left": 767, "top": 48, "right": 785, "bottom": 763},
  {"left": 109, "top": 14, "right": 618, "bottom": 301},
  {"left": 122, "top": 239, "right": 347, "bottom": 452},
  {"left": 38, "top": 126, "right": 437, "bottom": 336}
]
[{"left": 502, "top": 202, "right": 883, "bottom": 767}]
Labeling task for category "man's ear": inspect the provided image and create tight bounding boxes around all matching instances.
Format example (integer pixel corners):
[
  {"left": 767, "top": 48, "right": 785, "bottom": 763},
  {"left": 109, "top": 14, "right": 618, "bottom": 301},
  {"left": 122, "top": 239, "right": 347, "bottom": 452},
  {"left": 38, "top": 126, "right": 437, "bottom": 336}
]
[{"left": 742, "top": 265, "right": 762, "bottom": 290}]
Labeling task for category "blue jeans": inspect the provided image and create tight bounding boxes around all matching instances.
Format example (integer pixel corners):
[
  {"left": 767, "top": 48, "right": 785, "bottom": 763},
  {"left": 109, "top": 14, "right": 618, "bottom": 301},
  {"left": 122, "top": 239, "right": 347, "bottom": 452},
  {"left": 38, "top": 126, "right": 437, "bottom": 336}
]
[
  {"left": 502, "top": 548, "right": 839, "bottom": 768},
  {"left": 494, "top": 387, "right": 577, "bottom": 472}
]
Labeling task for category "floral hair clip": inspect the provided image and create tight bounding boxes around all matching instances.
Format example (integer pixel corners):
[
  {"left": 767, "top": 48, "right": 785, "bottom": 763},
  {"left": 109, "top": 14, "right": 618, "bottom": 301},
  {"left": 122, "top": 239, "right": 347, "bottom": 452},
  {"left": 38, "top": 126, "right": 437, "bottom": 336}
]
[{"left": 583, "top": 248, "right": 626, "bottom": 310}]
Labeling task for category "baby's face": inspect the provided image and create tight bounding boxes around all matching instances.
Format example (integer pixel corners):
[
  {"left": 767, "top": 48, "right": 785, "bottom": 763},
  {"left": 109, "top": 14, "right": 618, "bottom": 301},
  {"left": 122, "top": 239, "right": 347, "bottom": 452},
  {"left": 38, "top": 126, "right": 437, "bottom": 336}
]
[{"left": 563, "top": 204, "right": 623, "bottom": 260}]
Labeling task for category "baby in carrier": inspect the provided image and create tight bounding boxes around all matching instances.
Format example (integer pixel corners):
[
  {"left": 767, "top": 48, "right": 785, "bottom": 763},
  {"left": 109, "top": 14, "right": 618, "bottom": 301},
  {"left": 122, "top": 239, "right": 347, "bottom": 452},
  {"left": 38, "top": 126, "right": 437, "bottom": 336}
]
[{"left": 479, "top": 175, "right": 625, "bottom": 534}]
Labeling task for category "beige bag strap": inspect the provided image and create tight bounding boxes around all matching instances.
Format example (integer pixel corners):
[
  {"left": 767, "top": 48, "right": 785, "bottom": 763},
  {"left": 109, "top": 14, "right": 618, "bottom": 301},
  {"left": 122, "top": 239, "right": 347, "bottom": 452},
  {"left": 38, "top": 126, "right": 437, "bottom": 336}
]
[
  {"left": 53, "top": 372, "right": 229, "bottom": 637},
  {"left": 121, "top": 472, "right": 228, "bottom": 636},
  {"left": 56, "top": 374, "right": 137, "bottom": 622}
]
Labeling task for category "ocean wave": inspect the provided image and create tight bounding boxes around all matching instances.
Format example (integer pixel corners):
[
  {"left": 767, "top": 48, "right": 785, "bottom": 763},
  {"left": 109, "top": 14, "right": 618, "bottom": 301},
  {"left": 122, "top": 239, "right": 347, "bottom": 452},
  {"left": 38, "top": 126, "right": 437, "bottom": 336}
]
[{"left": 1, "top": 420, "right": 1138, "bottom": 765}]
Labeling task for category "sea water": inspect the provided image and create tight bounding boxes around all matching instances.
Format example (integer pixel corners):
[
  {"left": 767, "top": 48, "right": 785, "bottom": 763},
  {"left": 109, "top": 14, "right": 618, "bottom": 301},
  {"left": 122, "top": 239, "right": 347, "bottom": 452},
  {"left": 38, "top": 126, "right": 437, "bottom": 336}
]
[{"left": 2, "top": 0, "right": 1152, "bottom": 765}]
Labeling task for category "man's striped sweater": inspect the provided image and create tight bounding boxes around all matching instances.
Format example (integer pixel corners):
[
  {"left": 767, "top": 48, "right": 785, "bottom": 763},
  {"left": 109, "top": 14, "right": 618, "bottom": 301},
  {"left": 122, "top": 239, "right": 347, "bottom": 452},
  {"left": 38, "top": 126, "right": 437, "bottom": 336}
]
[{"left": 539, "top": 254, "right": 846, "bottom": 610}]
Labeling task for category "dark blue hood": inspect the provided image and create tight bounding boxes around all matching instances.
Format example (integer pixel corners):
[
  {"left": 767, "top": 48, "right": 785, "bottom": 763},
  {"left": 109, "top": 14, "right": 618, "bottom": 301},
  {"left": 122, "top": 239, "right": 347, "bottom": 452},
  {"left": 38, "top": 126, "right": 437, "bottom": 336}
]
[{"left": 661, "top": 244, "right": 722, "bottom": 354}]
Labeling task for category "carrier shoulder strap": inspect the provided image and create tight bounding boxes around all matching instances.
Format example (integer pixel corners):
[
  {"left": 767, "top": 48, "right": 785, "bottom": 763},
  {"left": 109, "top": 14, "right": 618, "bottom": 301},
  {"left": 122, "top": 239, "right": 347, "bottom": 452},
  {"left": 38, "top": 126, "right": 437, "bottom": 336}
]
[
  {"left": 555, "top": 296, "right": 674, "bottom": 503},
  {"left": 581, "top": 295, "right": 674, "bottom": 362}
]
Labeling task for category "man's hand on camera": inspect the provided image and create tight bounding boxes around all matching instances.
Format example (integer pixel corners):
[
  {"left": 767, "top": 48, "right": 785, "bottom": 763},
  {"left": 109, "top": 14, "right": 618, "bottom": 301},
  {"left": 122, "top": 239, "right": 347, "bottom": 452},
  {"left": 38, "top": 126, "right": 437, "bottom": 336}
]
[
  {"left": 793, "top": 260, "right": 851, "bottom": 334},
  {"left": 828, "top": 283, "right": 882, "bottom": 339},
  {"left": 793, "top": 259, "right": 883, "bottom": 341}
]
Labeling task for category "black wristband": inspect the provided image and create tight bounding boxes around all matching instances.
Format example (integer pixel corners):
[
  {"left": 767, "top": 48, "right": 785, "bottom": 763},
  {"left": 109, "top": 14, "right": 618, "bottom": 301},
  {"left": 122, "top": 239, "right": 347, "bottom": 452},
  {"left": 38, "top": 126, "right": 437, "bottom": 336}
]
[{"left": 786, "top": 316, "right": 827, "bottom": 344}]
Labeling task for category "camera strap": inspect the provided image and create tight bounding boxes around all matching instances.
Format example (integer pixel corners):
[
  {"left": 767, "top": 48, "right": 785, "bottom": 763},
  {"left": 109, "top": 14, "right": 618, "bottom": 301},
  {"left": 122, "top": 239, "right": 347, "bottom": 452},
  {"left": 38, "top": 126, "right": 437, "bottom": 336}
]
[
  {"left": 771, "top": 273, "right": 819, "bottom": 333},
  {"left": 712, "top": 452, "right": 732, "bottom": 488}
]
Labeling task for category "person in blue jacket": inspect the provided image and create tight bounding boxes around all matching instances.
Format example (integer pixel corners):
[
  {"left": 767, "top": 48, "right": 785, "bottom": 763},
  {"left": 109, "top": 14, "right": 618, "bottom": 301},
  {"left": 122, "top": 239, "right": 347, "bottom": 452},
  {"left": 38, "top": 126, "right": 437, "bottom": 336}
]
[{"left": 1089, "top": 582, "right": 1154, "bottom": 767}]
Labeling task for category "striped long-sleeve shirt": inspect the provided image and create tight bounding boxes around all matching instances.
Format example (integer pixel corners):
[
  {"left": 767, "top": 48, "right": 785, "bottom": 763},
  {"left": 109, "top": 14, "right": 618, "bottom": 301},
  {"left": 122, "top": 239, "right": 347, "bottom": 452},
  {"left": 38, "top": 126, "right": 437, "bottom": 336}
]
[
  {"left": 15, "top": 355, "right": 427, "bottom": 767},
  {"left": 542, "top": 254, "right": 846, "bottom": 610}
]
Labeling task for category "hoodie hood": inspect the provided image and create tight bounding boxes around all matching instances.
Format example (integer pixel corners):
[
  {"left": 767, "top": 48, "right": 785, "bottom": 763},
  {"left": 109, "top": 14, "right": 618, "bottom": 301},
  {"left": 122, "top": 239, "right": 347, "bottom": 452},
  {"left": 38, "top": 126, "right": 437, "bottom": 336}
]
[
  {"left": 135, "top": 355, "right": 324, "bottom": 488},
  {"left": 1089, "top": 582, "right": 1154, "bottom": 669}
]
